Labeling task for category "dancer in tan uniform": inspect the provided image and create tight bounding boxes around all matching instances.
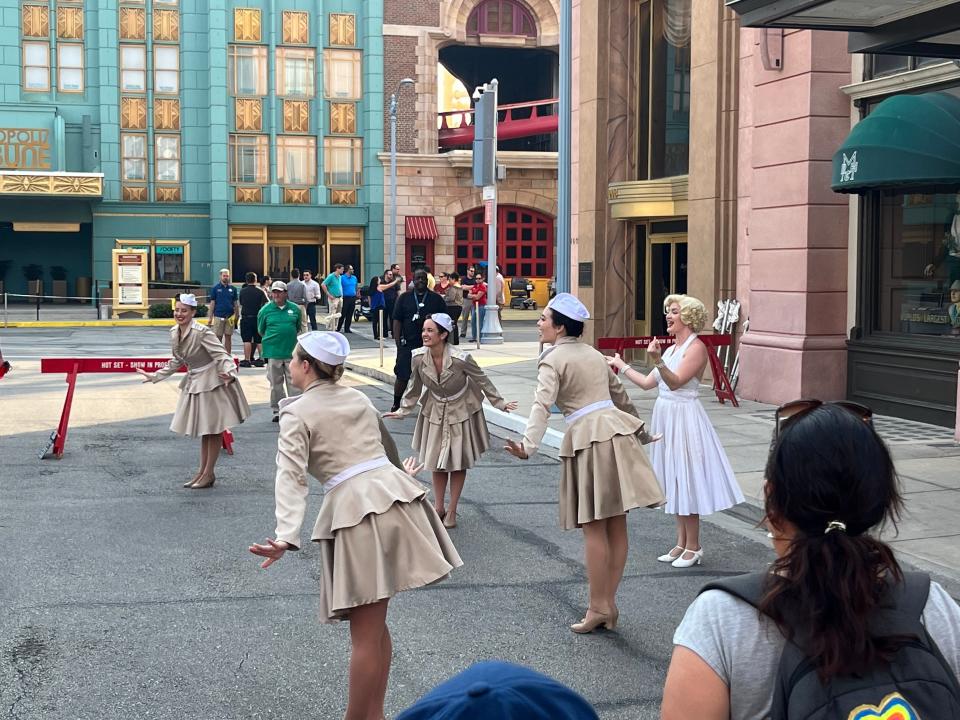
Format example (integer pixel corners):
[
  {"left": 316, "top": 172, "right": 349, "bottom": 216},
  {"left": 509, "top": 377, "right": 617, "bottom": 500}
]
[
  {"left": 505, "top": 293, "right": 664, "bottom": 634},
  {"left": 249, "top": 331, "right": 462, "bottom": 720},
  {"left": 384, "top": 313, "right": 517, "bottom": 529},
  {"left": 137, "top": 293, "right": 250, "bottom": 489}
]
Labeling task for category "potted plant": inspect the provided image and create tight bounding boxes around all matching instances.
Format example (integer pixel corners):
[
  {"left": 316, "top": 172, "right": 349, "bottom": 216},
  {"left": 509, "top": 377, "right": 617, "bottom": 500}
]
[
  {"left": 50, "top": 265, "right": 68, "bottom": 304},
  {"left": 0, "top": 259, "right": 10, "bottom": 297},
  {"left": 22, "top": 264, "right": 43, "bottom": 299}
]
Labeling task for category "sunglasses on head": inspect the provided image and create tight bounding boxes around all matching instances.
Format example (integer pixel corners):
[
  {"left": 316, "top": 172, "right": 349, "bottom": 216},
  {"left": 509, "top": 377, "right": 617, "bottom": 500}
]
[{"left": 774, "top": 399, "right": 873, "bottom": 439}]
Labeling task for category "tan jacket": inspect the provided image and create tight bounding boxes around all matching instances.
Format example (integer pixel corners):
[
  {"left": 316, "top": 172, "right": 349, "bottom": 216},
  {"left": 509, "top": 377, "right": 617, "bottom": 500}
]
[
  {"left": 148, "top": 321, "right": 237, "bottom": 393},
  {"left": 273, "top": 379, "right": 404, "bottom": 549},
  {"left": 397, "top": 345, "right": 509, "bottom": 422},
  {"left": 521, "top": 336, "right": 647, "bottom": 457}
]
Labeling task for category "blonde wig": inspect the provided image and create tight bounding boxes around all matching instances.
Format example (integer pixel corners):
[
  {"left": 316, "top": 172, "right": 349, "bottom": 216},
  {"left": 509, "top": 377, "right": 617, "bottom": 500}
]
[{"left": 663, "top": 294, "right": 708, "bottom": 333}]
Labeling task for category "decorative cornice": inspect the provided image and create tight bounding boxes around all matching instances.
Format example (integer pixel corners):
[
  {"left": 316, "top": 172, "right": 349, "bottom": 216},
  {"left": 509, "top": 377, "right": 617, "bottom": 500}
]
[
  {"left": 607, "top": 176, "right": 689, "bottom": 220},
  {"left": 842, "top": 61, "right": 960, "bottom": 101},
  {"left": 377, "top": 150, "right": 557, "bottom": 171},
  {"left": 0, "top": 171, "right": 103, "bottom": 197}
]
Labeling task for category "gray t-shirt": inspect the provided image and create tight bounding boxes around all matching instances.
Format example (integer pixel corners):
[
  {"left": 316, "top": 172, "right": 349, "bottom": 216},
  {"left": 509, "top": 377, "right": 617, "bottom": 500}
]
[{"left": 673, "top": 581, "right": 960, "bottom": 720}]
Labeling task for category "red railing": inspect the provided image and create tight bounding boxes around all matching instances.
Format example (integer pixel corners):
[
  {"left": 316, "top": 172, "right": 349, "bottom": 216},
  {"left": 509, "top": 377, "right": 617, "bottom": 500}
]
[{"left": 438, "top": 98, "right": 559, "bottom": 148}]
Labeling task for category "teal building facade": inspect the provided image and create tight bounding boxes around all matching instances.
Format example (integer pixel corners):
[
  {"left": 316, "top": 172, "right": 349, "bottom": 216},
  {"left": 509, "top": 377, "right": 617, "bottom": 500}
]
[{"left": 0, "top": 0, "right": 384, "bottom": 299}]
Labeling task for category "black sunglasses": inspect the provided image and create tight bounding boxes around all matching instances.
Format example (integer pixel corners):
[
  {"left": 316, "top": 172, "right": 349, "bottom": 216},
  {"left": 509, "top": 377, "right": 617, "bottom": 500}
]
[{"left": 774, "top": 399, "right": 873, "bottom": 439}]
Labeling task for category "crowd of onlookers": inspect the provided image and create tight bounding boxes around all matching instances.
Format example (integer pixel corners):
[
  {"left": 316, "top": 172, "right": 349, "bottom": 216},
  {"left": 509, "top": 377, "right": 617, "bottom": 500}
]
[{"left": 203, "top": 263, "right": 507, "bottom": 421}]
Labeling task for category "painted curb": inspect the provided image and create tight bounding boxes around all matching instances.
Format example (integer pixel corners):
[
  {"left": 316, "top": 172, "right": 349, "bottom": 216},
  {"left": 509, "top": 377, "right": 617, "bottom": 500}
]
[{"left": 3, "top": 320, "right": 173, "bottom": 328}]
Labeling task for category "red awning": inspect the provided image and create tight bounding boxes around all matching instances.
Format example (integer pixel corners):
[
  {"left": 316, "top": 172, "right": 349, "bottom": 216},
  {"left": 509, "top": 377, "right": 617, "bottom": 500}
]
[{"left": 404, "top": 216, "right": 438, "bottom": 241}]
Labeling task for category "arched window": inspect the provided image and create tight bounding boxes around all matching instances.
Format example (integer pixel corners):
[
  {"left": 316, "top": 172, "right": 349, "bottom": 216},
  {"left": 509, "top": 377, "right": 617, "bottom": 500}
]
[
  {"left": 455, "top": 205, "right": 554, "bottom": 279},
  {"left": 466, "top": 0, "right": 537, "bottom": 38}
]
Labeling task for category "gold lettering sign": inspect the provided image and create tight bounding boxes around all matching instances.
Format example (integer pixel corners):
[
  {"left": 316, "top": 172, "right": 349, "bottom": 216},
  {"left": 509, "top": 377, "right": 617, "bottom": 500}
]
[
  {"left": 284, "top": 187, "right": 309, "bottom": 204},
  {"left": 153, "top": 9, "right": 179, "bottom": 41},
  {"left": 234, "top": 8, "right": 261, "bottom": 42},
  {"left": 330, "top": 102, "right": 356, "bottom": 134},
  {"left": 57, "top": 6, "right": 84, "bottom": 39},
  {"left": 329, "top": 13, "right": 355, "bottom": 46},
  {"left": 282, "top": 11, "right": 308, "bottom": 44},
  {"left": 331, "top": 189, "right": 356, "bottom": 205},
  {"left": 283, "top": 100, "right": 309, "bottom": 133},
  {"left": 0, "top": 129, "right": 51, "bottom": 170},
  {"left": 22, "top": 5, "right": 50, "bottom": 37},
  {"left": 119, "top": 7, "right": 146, "bottom": 40},
  {"left": 154, "top": 98, "right": 181, "bottom": 130}
]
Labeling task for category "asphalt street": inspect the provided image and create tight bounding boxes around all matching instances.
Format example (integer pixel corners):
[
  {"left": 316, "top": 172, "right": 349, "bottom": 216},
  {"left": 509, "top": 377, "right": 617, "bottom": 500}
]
[{"left": 0, "top": 348, "right": 775, "bottom": 719}]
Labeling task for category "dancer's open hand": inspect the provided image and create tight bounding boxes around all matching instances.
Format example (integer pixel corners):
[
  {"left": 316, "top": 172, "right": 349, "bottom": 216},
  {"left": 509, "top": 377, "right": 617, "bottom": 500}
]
[
  {"left": 403, "top": 457, "right": 424, "bottom": 476},
  {"left": 382, "top": 411, "right": 401, "bottom": 419},
  {"left": 504, "top": 439, "right": 528, "bottom": 460},
  {"left": 503, "top": 400, "right": 519, "bottom": 412},
  {"left": 249, "top": 538, "right": 289, "bottom": 569},
  {"left": 606, "top": 353, "right": 627, "bottom": 372},
  {"left": 135, "top": 368, "right": 152, "bottom": 383}
]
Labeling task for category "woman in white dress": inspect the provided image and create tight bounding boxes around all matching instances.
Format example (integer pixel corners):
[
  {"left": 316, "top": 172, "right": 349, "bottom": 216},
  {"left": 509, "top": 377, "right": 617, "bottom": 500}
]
[
  {"left": 607, "top": 294, "right": 743, "bottom": 567},
  {"left": 137, "top": 293, "right": 250, "bottom": 488}
]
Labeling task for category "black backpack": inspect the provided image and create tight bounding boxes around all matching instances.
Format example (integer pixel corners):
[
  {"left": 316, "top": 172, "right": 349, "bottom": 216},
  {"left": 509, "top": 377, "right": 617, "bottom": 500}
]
[{"left": 700, "top": 572, "right": 960, "bottom": 720}]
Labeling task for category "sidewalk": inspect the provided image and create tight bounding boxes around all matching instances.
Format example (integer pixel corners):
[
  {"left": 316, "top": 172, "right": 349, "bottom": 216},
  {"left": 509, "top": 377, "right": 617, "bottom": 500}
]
[{"left": 344, "top": 328, "right": 960, "bottom": 592}]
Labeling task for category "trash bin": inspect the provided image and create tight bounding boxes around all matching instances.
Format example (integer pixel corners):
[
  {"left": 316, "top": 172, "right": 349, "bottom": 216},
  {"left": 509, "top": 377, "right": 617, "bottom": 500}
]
[{"left": 99, "top": 304, "right": 112, "bottom": 320}]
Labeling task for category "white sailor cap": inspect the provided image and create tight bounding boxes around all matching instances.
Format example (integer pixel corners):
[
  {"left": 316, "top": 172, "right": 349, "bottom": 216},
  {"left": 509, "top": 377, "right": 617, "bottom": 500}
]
[
  {"left": 297, "top": 331, "right": 350, "bottom": 366},
  {"left": 428, "top": 312, "right": 453, "bottom": 333},
  {"left": 178, "top": 293, "right": 198, "bottom": 307},
  {"left": 546, "top": 292, "right": 590, "bottom": 321}
]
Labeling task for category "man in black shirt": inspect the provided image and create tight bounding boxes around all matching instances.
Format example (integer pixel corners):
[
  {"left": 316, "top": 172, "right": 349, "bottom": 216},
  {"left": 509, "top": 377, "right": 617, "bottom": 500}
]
[
  {"left": 239, "top": 272, "right": 268, "bottom": 367},
  {"left": 391, "top": 268, "right": 446, "bottom": 411}
]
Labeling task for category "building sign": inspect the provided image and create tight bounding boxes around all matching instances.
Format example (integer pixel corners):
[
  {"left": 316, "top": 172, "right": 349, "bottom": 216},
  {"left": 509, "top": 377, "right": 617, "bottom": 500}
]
[
  {"left": 111, "top": 249, "right": 149, "bottom": 318},
  {"left": 0, "top": 129, "right": 51, "bottom": 170},
  {"left": 155, "top": 245, "right": 183, "bottom": 254},
  {"left": 839, "top": 151, "right": 858, "bottom": 183}
]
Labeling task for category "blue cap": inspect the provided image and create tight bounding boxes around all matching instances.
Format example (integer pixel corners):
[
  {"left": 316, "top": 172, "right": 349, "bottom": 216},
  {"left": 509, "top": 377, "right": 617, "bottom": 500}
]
[{"left": 396, "top": 661, "right": 598, "bottom": 720}]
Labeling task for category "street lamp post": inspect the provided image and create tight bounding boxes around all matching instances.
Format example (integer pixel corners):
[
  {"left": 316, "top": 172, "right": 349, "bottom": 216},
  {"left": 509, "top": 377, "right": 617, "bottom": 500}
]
[
  {"left": 389, "top": 78, "right": 415, "bottom": 267},
  {"left": 473, "top": 80, "right": 503, "bottom": 345}
]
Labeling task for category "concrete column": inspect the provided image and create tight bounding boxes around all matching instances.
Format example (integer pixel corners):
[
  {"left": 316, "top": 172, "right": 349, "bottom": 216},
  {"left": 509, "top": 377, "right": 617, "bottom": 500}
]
[{"left": 736, "top": 29, "right": 851, "bottom": 403}]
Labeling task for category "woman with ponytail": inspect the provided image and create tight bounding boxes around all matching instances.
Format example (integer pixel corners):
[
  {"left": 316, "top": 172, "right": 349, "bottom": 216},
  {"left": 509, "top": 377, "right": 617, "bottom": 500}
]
[{"left": 661, "top": 402, "right": 960, "bottom": 720}]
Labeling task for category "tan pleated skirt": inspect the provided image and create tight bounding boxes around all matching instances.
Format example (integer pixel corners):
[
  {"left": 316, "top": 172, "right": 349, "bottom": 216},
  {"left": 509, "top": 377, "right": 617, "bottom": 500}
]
[
  {"left": 314, "top": 471, "right": 463, "bottom": 623},
  {"left": 412, "top": 409, "right": 490, "bottom": 472},
  {"left": 170, "top": 380, "right": 251, "bottom": 438},
  {"left": 559, "top": 434, "right": 665, "bottom": 530}
]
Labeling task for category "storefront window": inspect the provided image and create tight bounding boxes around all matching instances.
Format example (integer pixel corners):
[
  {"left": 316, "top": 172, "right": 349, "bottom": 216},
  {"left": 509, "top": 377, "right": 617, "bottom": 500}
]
[
  {"left": 876, "top": 189, "right": 960, "bottom": 338},
  {"left": 155, "top": 245, "right": 185, "bottom": 282},
  {"left": 636, "top": 0, "right": 691, "bottom": 180}
]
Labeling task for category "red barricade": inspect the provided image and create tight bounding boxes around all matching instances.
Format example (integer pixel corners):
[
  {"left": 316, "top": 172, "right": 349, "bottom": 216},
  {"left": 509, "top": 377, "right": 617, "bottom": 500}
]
[
  {"left": 596, "top": 335, "right": 739, "bottom": 407},
  {"left": 39, "top": 358, "right": 238, "bottom": 459}
]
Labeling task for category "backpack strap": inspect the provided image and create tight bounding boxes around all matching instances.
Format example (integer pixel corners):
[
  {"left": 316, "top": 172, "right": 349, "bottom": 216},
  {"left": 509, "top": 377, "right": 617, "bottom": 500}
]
[
  {"left": 699, "top": 572, "right": 768, "bottom": 609},
  {"left": 893, "top": 572, "right": 931, "bottom": 620}
]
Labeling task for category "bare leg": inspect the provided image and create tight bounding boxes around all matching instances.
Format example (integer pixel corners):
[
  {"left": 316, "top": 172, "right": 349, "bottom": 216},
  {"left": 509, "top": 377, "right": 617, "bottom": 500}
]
[
  {"left": 187, "top": 437, "right": 209, "bottom": 486},
  {"left": 243, "top": 340, "right": 253, "bottom": 361},
  {"left": 605, "top": 514, "right": 628, "bottom": 613},
  {"left": 580, "top": 519, "right": 613, "bottom": 618},
  {"left": 679, "top": 515, "right": 701, "bottom": 559},
  {"left": 431, "top": 472, "right": 448, "bottom": 517},
  {"left": 446, "top": 470, "right": 466, "bottom": 524},
  {"left": 372, "top": 626, "right": 392, "bottom": 719},
  {"left": 191, "top": 435, "right": 220, "bottom": 488},
  {"left": 345, "top": 599, "right": 390, "bottom": 720}
]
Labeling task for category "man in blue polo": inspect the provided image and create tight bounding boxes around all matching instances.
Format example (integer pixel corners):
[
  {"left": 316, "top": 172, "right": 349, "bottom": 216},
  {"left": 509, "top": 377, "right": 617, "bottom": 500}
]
[
  {"left": 322, "top": 263, "right": 344, "bottom": 331},
  {"left": 207, "top": 268, "right": 239, "bottom": 355}
]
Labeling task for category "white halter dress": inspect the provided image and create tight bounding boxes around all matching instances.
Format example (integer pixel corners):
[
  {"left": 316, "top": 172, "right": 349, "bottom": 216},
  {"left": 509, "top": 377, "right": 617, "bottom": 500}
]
[{"left": 647, "top": 334, "right": 744, "bottom": 516}]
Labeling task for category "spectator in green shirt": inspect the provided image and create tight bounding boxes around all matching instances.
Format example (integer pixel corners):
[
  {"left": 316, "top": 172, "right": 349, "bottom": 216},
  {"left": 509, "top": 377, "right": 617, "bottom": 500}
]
[{"left": 257, "top": 280, "right": 307, "bottom": 421}]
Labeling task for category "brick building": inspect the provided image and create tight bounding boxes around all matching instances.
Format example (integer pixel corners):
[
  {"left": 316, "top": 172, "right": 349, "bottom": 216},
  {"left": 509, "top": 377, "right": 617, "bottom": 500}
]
[{"left": 381, "top": 0, "right": 559, "bottom": 306}]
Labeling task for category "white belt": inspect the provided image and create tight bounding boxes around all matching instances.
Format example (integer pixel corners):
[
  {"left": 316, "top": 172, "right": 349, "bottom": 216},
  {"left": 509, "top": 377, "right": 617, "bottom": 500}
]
[
  {"left": 323, "top": 456, "right": 392, "bottom": 493},
  {"left": 430, "top": 383, "right": 469, "bottom": 403},
  {"left": 188, "top": 360, "right": 215, "bottom": 375},
  {"left": 564, "top": 399, "right": 614, "bottom": 425}
]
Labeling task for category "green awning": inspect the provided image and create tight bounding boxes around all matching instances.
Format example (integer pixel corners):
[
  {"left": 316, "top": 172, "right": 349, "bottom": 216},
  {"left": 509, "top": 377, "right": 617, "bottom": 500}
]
[{"left": 832, "top": 92, "right": 960, "bottom": 194}]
